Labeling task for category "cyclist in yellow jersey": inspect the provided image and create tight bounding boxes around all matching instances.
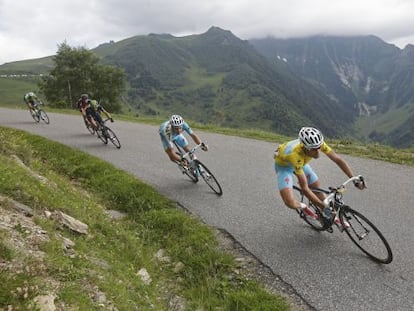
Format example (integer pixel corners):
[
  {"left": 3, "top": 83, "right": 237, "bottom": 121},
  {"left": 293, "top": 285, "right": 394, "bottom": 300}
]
[{"left": 274, "top": 127, "right": 365, "bottom": 224}]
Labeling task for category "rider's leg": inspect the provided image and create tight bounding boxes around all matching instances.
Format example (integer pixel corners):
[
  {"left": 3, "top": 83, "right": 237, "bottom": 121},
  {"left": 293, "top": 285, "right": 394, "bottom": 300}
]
[
  {"left": 88, "top": 115, "right": 98, "bottom": 129},
  {"left": 28, "top": 103, "right": 34, "bottom": 114},
  {"left": 275, "top": 164, "right": 301, "bottom": 209},
  {"left": 176, "top": 135, "right": 197, "bottom": 159},
  {"left": 304, "top": 164, "right": 331, "bottom": 218},
  {"left": 275, "top": 163, "right": 318, "bottom": 219},
  {"left": 83, "top": 114, "right": 89, "bottom": 126},
  {"left": 160, "top": 133, "right": 181, "bottom": 163},
  {"left": 176, "top": 134, "right": 189, "bottom": 151},
  {"left": 304, "top": 164, "right": 325, "bottom": 201},
  {"left": 94, "top": 111, "right": 104, "bottom": 126},
  {"left": 165, "top": 147, "right": 181, "bottom": 163},
  {"left": 85, "top": 108, "right": 98, "bottom": 129}
]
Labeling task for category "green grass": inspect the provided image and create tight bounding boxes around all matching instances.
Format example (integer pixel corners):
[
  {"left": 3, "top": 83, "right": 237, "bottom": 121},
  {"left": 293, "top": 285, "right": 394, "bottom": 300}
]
[
  {"left": 0, "top": 77, "right": 40, "bottom": 106},
  {"left": 0, "top": 55, "right": 53, "bottom": 73},
  {"left": 183, "top": 64, "right": 225, "bottom": 88},
  {"left": 0, "top": 126, "right": 291, "bottom": 310}
]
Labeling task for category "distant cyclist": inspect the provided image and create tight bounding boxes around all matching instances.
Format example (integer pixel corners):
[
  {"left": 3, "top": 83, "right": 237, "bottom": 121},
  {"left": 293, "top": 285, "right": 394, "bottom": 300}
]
[
  {"left": 23, "top": 92, "right": 41, "bottom": 115},
  {"left": 77, "top": 94, "right": 113, "bottom": 130},
  {"left": 159, "top": 114, "right": 208, "bottom": 167},
  {"left": 274, "top": 127, "right": 365, "bottom": 228}
]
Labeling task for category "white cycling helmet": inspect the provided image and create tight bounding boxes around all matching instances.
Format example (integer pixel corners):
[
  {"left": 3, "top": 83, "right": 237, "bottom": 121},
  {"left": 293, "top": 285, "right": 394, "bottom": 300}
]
[
  {"left": 299, "top": 127, "right": 324, "bottom": 149},
  {"left": 170, "top": 114, "right": 184, "bottom": 127}
]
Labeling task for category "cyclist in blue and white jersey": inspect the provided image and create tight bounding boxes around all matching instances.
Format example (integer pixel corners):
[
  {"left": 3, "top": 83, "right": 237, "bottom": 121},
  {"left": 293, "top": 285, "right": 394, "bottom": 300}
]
[{"left": 159, "top": 114, "right": 208, "bottom": 165}]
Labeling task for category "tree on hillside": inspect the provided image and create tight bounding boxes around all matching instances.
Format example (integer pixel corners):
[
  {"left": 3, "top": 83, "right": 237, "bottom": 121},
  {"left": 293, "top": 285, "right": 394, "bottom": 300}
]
[{"left": 39, "top": 42, "right": 125, "bottom": 111}]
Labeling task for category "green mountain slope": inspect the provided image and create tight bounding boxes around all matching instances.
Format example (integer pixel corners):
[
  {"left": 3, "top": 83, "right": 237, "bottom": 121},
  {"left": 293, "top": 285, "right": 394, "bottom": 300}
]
[
  {"left": 250, "top": 36, "right": 414, "bottom": 148},
  {"left": 94, "top": 27, "right": 352, "bottom": 137}
]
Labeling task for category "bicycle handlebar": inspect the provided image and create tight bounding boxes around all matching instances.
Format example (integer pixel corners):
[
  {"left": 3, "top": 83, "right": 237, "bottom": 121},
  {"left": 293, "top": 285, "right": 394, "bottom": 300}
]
[
  {"left": 102, "top": 117, "right": 114, "bottom": 123},
  {"left": 323, "top": 175, "right": 365, "bottom": 207},
  {"left": 180, "top": 143, "right": 204, "bottom": 159}
]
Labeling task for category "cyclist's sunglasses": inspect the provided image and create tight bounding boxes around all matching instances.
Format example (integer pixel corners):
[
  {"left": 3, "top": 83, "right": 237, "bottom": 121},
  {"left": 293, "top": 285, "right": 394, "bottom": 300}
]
[{"left": 305, "top": 146, "right": 321, "bottom": 151}]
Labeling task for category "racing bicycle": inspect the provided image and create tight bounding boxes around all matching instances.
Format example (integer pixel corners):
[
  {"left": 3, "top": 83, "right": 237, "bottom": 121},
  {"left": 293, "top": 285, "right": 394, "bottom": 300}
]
[
  {"left": 293, "top": 175, "right": 393, "bottom": 264},
  {"left": 174, "top": 142, "right": 223, "bottom": 196},
  {"left": 30, "top": 101, "right": 50, "bottom": 124},
  {"left": 95, "top": 118, "right": 121, "bottom": 149}
]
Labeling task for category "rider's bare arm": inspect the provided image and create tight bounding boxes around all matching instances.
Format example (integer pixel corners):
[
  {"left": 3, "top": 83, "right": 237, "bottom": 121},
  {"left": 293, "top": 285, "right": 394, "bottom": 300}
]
[
  {"left": 326, "top": 150, "right": 354, "bottom": 178},
  {"left": 297, "top": 173, "right": 325, "bottom": 209},
  {"left": 190, "top": 133, "right": 202, "bottom": 145}
]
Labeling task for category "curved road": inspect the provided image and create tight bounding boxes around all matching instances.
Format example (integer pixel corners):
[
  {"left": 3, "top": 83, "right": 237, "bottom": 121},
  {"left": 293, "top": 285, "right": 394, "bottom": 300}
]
[{"left": 1, "top": 108, "right": 413, "bottom": 311}]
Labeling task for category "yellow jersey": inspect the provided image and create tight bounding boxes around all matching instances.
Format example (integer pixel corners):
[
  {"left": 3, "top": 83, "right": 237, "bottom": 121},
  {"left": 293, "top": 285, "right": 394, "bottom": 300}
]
[{"left": 274, "top": 139, "right": 331, "bottom": 175}]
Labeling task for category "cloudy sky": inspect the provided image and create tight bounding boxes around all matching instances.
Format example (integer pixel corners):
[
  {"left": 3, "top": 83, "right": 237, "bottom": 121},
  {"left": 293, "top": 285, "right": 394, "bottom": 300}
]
[{"left": 1, "top": 0, "right": 414, "bottom": 65}]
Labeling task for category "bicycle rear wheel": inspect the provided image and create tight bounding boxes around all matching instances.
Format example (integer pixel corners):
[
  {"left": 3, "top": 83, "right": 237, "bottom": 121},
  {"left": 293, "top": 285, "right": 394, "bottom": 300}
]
[
  {"left": 293, "top": 186, "right": 326, "bottom": 231},
  {"left": 38, "top": 109, "right": 50, "bottom": 124},
  {"left": 105, "top": 127, "right": 121, "bottom": 149},
  {"left": 340, "top": 206, "right": 393, "bottom": 264},
  {"left": 30, "top": 109, "right": 40, "bottom": 122},
  {"left": 194, "top": 160, "right": 223, "bottom": 195},
  {"left": 86, "top": 122, "right": 95, "bottom": 135}
]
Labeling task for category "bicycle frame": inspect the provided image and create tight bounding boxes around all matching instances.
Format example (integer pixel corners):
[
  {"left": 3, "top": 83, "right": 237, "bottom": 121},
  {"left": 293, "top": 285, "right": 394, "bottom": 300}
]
[
  {"left": 94, "top": 118, "right": 121, "bottom": 149},
  {"left": 294, "top": 175, "right": 393, "bottom": 263},
  {"left": 173, "top": 142, "right": 202, "bottom": 180},
  {"left": 322, "top": 175, "right": 364, "bottom": 208},
  {"left": 30, "top": 101, "right": 50, "bottom": 124},
  {"left": 173, "top": 142, "right": 223, "bottom": 195},
  {"left": 178, "top": 143, "right": 203, "bottom": 161}
]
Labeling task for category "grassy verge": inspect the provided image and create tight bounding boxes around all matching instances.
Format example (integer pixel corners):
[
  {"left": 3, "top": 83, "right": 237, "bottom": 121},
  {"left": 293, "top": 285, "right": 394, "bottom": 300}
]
[{"left": 0, "top": 126, "right": 291, "bottom": 310}]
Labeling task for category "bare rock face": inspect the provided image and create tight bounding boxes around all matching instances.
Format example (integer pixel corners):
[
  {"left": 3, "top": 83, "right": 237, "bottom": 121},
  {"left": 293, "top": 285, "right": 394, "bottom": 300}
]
[{"left": 51, "top": 211, "right": 89, "bottom": 234}]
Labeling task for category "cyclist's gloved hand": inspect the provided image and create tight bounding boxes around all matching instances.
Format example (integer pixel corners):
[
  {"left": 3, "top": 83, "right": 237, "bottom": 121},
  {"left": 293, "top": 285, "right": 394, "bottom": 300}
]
[
  {"left": 201, "top": 142, "right": 208, "bottom": 151},
  {"left": 274, "top": 145, "right": 280, "bottom": 159},
  {"left": 110, "top": 118, "right": 114, "bottom": 122},
  {"left": 353, "top": 176, "right": 366, "bottom": 190}
]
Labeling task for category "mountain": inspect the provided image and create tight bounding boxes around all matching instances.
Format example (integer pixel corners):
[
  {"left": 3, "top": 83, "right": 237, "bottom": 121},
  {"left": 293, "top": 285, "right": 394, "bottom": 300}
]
[
  {"left": 2, "top": 28, "right": 413, "bottom": 147},
  {"left": 249, "top": 36, "right": 414, "bottom": 148},
  {"left": 92, "top": 27, "right": 353, "bottom": 137}
]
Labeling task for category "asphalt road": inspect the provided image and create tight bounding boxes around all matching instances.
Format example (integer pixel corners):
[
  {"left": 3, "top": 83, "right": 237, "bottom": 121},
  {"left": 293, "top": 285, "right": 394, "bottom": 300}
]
[{"left": 1, "top": 108, "right": 413, "bottom": 311}]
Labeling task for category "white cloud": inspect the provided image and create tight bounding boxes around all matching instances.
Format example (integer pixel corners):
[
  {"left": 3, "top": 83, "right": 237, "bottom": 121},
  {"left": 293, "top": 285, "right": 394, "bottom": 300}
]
[{"left": 1, "top": 0, "right": 414, "bottom": 64}]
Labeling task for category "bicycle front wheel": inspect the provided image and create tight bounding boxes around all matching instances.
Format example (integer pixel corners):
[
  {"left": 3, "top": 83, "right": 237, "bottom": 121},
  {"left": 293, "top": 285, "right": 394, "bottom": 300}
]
[
  {"left": 97, "top": 126, "right": 108, "bottom": 144},
  {"left": 105, "top": 127, "right": 121, "bottom": 149},
  {"left": 194, "top": 160, "right": 223, "bottom": 195},
  {"left": 340, "top": 206, "right": 393, "bottom": 264},
  {"left": 38, "top": 109, "right": 50, "bottom": 124}
]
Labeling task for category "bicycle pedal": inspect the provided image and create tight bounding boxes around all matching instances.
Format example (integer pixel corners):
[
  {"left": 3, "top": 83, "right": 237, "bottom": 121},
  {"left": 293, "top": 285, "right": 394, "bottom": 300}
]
[{"left": 327, "top": 227, "right": 334, "bottom": 233}]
